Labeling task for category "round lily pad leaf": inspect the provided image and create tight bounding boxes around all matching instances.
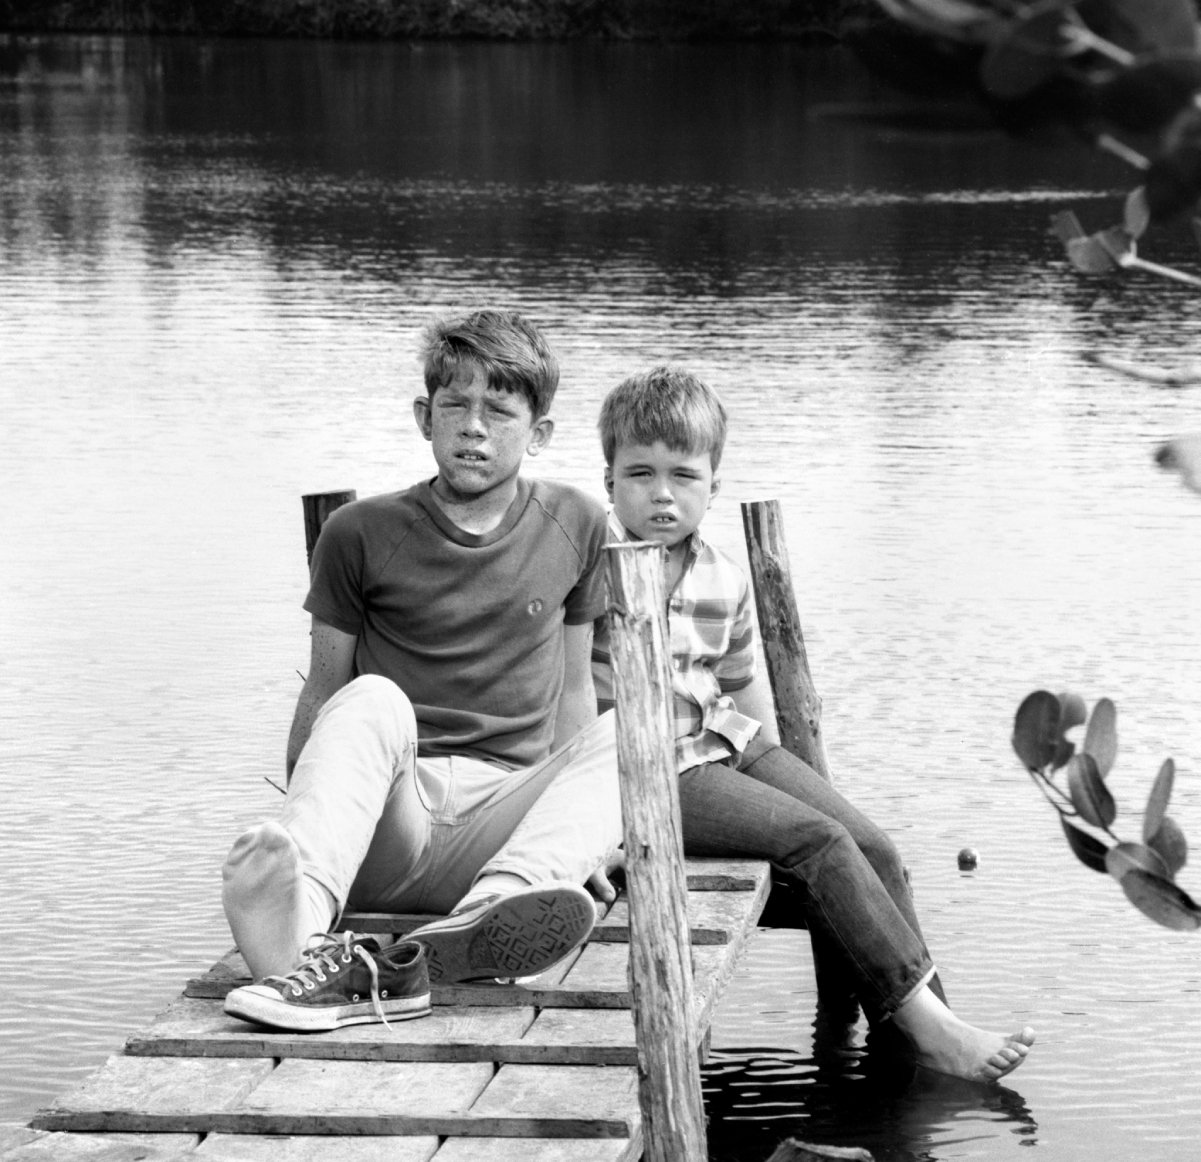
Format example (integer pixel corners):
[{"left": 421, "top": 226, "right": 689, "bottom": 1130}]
[
  {"left": 1052, "top": 691, "right": 1085, "bottom": 769},
  {"left": 1143, "top": 757, "right": 1175, "bottom": 841},
  {"left": 1106, "top": 840, "right": 1170, "bottom": 884},
  {"left": 1148, "top": 815, "right": 1188, "bottom": 877},
  {"left": 1061, "top": 815, "right": 1110, "bottom": 873},
  {"left": 1058, "top": 691, "right": 1087, "bottom": 731},
  {"left": 1069, "top": 752, "right": 1117, "bottom": 828},
  {"left": 1013, "top": 690, "right": 1061, "bottom": 772},
  {"left": 1118, "top": 868, "right": 1201, "bottom": 931},
  {"left": 1083, "top": 697, "right": 1118, "bottom": 776}
]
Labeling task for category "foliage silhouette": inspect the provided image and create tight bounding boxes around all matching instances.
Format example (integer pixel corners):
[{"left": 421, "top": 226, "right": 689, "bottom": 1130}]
[
  {"left": 848, "top": 0, "right": 1201, "bottom": 285},
  {"left": 1012, "top": 690, "right": 1199, "bottom": 930}
]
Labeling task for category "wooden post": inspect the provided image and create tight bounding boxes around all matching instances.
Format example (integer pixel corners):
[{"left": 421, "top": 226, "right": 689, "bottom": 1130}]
[
  {"left": 741, "top": 499, "right": 831, "bottom": 782},
  {"left": 302, "top": 490, "right": 357, "bottom": 564},
  {"left": 605, "top": 542, "right": 707, "bottom": 1162}
]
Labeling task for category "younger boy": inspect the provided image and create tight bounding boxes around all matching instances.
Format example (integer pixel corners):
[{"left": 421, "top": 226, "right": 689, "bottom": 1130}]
[
  {"left": 592, "top": 366, "right": 1035, "bottom": 1083},
  {"left": 220, "top": 309, "right": 622, "bottom": 1032}
]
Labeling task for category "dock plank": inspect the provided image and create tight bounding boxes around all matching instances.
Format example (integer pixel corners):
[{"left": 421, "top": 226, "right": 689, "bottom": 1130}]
[
  {"left": 127, "top": 996, "right": 536, "bottom": 1062},
  {"left": 464, "top": 1064, "right": 639, "bottom": 1138},
  {"left": 232, "top": 1059, "right": 492, "bottom": 1136},
  {"left": 0, "top": 1128, "right": 199, "bottom": 1161},
  {"left": 197, "top": 1134, "right": 439, "bottom": 1160},
  {"left": 432, "top": 1139, "right": 638, "bottom": 1162},
  {"left": 31, "top": 1057, "right": 275, "bottom": 1133},
  {"left": 511, "top": 1008, "right": 635, "bottom": 1064}
]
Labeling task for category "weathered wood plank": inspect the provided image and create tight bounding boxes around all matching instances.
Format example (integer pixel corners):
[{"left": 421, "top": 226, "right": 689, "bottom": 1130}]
[
  {"left": 0, "top": 1128, "right": 199, "bottom": 1160},
  {"left": 543, "top": 942, "right": 630, "bottom": 1006},
  {"left": 595, "top": 887, "right": 765, "bottom": 944},
  {"left": 30, "top": 1057, "right": 275, "bottom": 1133},
  {"left": 432, "top": 1136, "right": 640, "bottom": 1161},
  {"left": 196, "top": 1133, "right": 438, "bottom": 1160},
  {"left": 685, "top": 858, "right": 766, "bottom": 890},
  {"left": 231, "top": 1059, "right": 635, "bottom": 1138},
  {"left": 33, "top": 1058, "right": 499, "bottom": 1137},
  {"left": 742, "top": 499, "right": 831, "bottom": 780},
  {"left": 465, "top": 1064, "right": 639, "bottom": 1138},
  {"left": 513, "top": 1008, "right": 636, "bottom": 1064},
  {"left": 0, "top": 1127, "right": 45, "bottom": 1154},
  {"left": 127, "top": 996, "right": 536, "bottom": 1063}
]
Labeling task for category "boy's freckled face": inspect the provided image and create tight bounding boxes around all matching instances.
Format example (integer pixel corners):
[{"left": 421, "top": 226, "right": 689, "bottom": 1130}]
[
  {"left": 606, "top": 441, "right": 718, "bottom": 550},
  {"left": 414, "top": 363, "right": 551, "bottom": 503}
]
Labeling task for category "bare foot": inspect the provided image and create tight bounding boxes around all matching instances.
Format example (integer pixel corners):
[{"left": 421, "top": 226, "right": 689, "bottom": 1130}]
[
  {"left": 892, "top": 984, "right": 1035, "bottom": 1083},
  {"left": 222, "top": 821, "right": 322, "bottom": 980}
]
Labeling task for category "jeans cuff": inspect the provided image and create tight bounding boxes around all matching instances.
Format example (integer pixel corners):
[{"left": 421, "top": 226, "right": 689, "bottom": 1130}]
[{"left": 882, "top": 964, "right": 937, "bottom": 1021}]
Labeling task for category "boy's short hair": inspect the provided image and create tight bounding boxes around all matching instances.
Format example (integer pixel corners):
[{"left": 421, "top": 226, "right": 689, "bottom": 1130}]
[
  {"left": 599, "top": 365, "right": 728, "bottom": 469},
  {"left": 421, "top": 309, "right": 559, "bottom": 418}
]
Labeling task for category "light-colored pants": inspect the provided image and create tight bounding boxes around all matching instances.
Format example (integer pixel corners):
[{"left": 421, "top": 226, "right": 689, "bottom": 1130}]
[{"left": 282, "top": 675, "right": 622, "bottom": 916}]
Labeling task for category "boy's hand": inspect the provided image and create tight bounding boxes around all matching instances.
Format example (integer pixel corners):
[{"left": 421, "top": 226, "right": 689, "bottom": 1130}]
[{"left": 587, "top": 849, "right": 626, "bottom": 904}]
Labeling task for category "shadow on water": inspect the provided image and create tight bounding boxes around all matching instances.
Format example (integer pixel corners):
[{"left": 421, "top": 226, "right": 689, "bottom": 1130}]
[{"left": 705, "top": 1022, "right": 1038, "bottom": 1162}]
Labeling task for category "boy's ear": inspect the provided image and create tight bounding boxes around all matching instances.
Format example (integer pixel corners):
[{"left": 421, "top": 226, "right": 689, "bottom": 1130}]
[
  {"left": 526, "top": 415, "right": 554, "bottom": 457},
  {"left": 710, "top": 474, "right": 722, "bottom": 499},
  {"left": 413, "top": 396, "right": 432, "bottom": 441},
  {"left": 603, "top": 465, "right": 614, "bottom": 499}
]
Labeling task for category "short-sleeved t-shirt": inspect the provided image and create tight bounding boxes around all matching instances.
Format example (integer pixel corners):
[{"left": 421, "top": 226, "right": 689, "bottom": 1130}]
[{"left": 305, "top": 477, "right": 608, "bottom": 768}]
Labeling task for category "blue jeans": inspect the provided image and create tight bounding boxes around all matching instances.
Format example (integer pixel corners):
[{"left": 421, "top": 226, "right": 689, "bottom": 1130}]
[{"left": 677, "top": 737, "right": 938, "bottom": 1021}]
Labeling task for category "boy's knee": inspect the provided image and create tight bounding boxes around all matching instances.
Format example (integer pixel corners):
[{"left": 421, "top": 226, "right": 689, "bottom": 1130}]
[
  {"left": 858, "top": 827, "right": 905, "bottom": 880},
  {"left": 321, "top": 674, "right": 417, "bottom": 741},
  {"left": 783, "top": 817, "right": 853, "bottom": 871}
]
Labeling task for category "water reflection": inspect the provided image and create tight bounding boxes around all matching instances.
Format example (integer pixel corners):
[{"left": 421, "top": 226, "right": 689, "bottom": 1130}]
[{"left": 705, "top": 1045, "right": 1038, "bottom": 1162}]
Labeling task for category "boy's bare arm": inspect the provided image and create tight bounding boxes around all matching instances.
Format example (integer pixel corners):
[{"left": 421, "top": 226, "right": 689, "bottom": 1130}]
[
  {"left": 285, "top": 616, "right": 358, "bottom": 780},
  {"left": 552, "top": 621, "right": 598, "bottom": 750},
  {"left": 731, "top": 670, "right": 781, "bottom": 747}
]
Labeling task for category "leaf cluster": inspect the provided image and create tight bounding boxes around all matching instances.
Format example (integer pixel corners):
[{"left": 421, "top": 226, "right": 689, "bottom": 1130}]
[{"left": 1012, "top": 690, "right": 1197, "bottom": 930}]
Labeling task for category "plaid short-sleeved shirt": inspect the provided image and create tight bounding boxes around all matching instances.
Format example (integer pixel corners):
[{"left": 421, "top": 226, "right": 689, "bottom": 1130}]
[{"left": 592, "top": 513, "right": 761, "bottom": 774}]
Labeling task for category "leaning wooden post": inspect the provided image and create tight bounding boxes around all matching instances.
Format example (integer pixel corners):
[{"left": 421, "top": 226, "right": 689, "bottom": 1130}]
[
  {"left": 302, "top": 489, "right": 357, "bottom": 564},
  {"left": 741, "top": 499, "right": 831, "bottom": 782},
  {"left": 605, "top": 541, "right": 707, "bottom": 1162}
]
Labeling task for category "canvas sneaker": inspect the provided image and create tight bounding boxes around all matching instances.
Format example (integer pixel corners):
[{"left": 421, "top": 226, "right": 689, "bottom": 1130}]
[
  {"left": 406, "top": 881, "right": 595, "bottom": 984},
  {"left": 223, "top": 932, "right": 431, "bottom": 1032}
]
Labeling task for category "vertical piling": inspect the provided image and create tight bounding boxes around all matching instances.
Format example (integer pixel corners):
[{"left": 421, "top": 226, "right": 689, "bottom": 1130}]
[
  {"left": 605, "top": 541, "right": 708, "bottom": 1162},
  {"left": 741, "top": 499, "right": 831, "bottom": 782},
  {"left": 302, "top": 490, "right": 357, "bottom": 564}
]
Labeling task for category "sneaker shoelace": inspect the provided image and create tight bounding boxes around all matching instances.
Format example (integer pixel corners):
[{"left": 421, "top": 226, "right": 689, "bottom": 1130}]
[{"left": 262, "top": 931, "right": 396, "bottom": 1028}]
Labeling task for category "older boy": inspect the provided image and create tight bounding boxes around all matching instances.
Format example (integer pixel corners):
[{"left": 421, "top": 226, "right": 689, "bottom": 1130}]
[
  {"left": 220, "top": 309, "right": 622, "bottom": 1031},
  {"left": 593, "top": 366, "right": 1035, "bottom": 1083}
]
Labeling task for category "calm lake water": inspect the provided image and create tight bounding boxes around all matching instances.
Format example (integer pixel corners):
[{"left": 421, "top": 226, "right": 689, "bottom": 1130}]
[{"left": 3, "top": 32, "right": 1201, "bottom": 1160}]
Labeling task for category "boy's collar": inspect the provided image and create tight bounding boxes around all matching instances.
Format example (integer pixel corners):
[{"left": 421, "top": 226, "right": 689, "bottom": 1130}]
[{"left": 606, "top": 509, "right": 706, "bottom": 557}]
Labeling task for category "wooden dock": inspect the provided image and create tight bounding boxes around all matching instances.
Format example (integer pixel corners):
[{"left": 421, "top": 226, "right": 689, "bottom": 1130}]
[{"left": 17, "top": 858, "right": 770, "bottom": 1162}]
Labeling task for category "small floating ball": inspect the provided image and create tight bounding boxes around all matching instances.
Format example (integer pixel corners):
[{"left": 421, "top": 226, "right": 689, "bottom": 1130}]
[{"left": 957, "top": 847, "right": 979, "bottom": 871}]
